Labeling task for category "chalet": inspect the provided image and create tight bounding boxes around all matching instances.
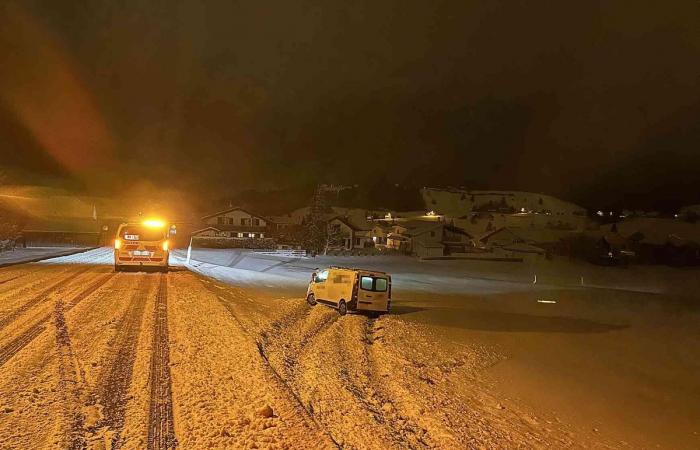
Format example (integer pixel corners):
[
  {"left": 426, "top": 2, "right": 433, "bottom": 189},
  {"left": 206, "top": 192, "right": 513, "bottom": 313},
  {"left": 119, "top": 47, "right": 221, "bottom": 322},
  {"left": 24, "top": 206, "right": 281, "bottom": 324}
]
[
  {"left": 386, "top": 221, "right": 472, "bottom": 258},
  {"left": 326, "top": 216, "right": 373, "bottom": 250},
  {"left": 193, "top": 207, "right": 269, "bottom": 240}
]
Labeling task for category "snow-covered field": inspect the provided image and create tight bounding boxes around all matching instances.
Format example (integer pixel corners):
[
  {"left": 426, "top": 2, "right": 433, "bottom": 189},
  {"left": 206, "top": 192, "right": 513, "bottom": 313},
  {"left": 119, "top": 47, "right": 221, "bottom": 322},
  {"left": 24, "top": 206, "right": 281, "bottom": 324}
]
[
  {"left": 0, "top": 248, "right": 698, "bottom": 449},
  {"left": 177, "top": 247, "right": 700, "bottom": 296}
]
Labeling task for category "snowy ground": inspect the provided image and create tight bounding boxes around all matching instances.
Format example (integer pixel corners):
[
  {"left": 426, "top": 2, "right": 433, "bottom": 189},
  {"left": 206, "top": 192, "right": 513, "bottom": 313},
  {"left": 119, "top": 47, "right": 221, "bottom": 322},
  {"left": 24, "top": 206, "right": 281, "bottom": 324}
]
[
  {"left": 176, "top": 248, "right": 700, "bottom": 296},
  {"left": 0, "top": 247, "right": 698, "bottom": 449}
]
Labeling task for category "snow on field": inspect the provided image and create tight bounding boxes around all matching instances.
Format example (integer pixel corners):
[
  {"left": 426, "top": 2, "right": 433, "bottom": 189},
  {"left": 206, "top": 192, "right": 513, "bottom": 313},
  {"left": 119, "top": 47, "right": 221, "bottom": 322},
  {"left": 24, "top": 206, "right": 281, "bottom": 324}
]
[
  {"left": 1, "top": 247, "right": 698, "bottom": 449},
  {"left": 175, "top": 247, "right": 700, "bottom": 296}
]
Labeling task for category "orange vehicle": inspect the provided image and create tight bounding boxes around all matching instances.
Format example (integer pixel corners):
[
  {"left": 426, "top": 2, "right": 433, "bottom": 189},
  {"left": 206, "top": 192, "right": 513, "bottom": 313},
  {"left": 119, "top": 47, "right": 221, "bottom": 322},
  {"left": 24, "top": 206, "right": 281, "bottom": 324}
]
[{"left": 113, "top": 219, "right": 170, "bottom": 272}]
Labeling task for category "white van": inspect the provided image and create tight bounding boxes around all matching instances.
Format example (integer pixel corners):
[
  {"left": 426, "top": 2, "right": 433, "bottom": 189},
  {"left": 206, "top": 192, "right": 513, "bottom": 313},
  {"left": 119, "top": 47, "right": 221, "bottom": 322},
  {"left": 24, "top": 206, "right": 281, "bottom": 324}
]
[{"left": 306, "top": 266, "right": 391, "bottom": 316}]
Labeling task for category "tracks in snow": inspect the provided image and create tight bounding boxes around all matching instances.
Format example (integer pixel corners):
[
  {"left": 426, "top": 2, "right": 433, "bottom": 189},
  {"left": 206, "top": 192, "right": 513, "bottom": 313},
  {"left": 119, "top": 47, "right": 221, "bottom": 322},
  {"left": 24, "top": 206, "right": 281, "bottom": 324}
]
[
  {"left": 81, "top": 275, "right": 153, "bottom": 448},
  {"left": 0, "top": 267, "right": 90, "bottom": 332},
  {"left": 0, "top": 272, "right": 115, "bottom": 369},
  {"left": 147, "top": 274, "right": 177, "bottom": 450},
  {"left": 198, "top": 277, "right": 341, "bottom": 448}
]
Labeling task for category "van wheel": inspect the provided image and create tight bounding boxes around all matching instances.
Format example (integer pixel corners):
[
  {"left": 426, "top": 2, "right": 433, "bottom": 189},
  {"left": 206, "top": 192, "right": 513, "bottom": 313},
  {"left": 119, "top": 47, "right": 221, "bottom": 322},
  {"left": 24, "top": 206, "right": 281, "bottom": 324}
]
[
  {"left": 338, "top": 300, "right": 347, "bottom": 316},
  {"left": 306, "top": 293, "right": 317, "bottom": 306}
]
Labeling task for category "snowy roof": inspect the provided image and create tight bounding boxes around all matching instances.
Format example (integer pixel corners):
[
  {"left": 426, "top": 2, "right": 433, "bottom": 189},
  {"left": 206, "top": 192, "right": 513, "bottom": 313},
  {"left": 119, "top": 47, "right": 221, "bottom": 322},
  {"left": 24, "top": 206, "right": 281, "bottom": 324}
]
[
  {"left": 328, "top": 215, "right": 373, "bottom": 231},
  {"left": 400, "top": 220, "right": 444, "bottom": 237},
  {"left": 501, "top": 242, "right": 546, "bottom": 254},
  {"left": 191, "top": 226, "right": 221, "bottom": 235},
  {"left": 200, "top": 207, "right": 267, "bottom": 221}
]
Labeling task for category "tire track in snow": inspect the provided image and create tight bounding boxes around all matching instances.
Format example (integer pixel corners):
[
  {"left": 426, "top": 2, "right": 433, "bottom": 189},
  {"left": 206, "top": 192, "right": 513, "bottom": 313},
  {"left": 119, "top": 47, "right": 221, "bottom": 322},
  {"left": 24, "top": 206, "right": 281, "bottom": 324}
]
[
  {"left": 0, "top": 272, "right": 115, "bottom": 369},
  {"left": 83, "top": 275, "right": 152, "bottom": 448},
  {"left": 197, "top": 277, "right": 341, "bottom": 448},
  {"left": 0, "top": 267, "right": 90, "bottom": 332},
  {"left": 345, "top": 318, "right": 432, "bottom": 448},
  {"left": 54, "top": 298, "right": 87, "bottom": 450},
  {"left": 147, "top": 274, "right": 177, "bottom": 450}
]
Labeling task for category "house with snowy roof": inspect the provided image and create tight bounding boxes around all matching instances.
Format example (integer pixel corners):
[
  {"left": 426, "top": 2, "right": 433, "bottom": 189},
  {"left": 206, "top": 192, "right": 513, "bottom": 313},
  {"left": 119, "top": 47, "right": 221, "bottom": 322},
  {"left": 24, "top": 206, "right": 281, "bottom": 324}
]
[{"left": 192, "top": 207, "right": 270, "bottom": 240}]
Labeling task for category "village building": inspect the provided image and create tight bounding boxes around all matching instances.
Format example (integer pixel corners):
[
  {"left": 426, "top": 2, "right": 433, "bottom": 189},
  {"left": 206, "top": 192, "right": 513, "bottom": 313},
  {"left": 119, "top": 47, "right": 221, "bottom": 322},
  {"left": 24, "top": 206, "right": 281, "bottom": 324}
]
[
  {"left": 326, "top": 216, "right": 374, "bottom": 250},
  {"left": 192, "top": 207, "right": 271, "bottom": 245},
  {"left": 600, "top": 218, "right": 700, "bottom": 266},
  {"left": 386, "top": 221, "right": 471, "bottom": 258}
]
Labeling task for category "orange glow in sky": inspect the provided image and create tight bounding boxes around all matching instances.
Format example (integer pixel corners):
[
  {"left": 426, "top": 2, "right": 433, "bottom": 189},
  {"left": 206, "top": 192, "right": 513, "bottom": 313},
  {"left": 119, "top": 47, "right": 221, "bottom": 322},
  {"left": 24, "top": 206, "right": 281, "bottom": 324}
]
[{"left": 0, "top": 3, "right": 113, "bottom": 175}]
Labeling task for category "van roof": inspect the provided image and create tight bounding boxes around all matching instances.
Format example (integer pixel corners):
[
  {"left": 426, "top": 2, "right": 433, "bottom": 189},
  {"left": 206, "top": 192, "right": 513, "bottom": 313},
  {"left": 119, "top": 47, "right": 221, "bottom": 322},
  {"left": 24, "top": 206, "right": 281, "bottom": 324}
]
[{"left": 327, "top": 266, "right": 389, "bottom": 275}]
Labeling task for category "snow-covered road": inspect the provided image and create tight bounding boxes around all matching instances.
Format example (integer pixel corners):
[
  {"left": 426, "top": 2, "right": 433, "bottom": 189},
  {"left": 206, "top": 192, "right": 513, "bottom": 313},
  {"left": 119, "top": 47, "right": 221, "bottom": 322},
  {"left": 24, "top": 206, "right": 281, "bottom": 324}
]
[{"left": 0, "top": 248, "right": 698, "bottom": 449}]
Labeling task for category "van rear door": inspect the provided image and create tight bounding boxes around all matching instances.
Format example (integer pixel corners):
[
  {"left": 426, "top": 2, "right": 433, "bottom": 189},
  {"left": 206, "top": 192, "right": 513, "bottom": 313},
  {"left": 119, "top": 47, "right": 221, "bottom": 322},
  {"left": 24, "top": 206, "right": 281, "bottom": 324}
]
[{"left": 358, "top": 274, "right": 389, "bottom": 309}]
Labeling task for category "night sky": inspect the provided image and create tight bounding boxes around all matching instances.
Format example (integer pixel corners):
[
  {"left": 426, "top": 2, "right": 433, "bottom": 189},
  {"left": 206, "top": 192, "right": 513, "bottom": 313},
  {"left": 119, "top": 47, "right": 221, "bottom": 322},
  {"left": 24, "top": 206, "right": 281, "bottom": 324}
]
[{"left": 1, "top": 1, "right": 700, "bottom": 210}]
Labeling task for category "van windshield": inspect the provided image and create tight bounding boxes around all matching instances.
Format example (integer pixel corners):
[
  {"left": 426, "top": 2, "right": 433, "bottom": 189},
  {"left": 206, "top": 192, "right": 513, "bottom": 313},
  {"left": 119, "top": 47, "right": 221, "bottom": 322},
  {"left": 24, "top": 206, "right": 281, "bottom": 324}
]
[{"left": 120, "top": 226, "right": 166, "bottom": 242}]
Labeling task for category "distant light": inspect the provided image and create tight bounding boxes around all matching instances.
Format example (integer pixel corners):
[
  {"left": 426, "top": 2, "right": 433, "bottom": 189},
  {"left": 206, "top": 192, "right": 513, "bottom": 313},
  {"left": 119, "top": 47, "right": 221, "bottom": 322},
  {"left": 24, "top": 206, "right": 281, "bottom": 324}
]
[
  {"left": 521, "top": 207, "right": 526, "bottom": 213},
  {"left": 426, "top": 210, "right": 436, "bottom": 216},
  {"left": 143, "top": 219, "right": 166, "bottom": 228},
  {"left": 674, "top": 214, "right": 679, "bottom": 218},
  {"left": 597, "top": 211, "right": 604, "bottom": 217}
]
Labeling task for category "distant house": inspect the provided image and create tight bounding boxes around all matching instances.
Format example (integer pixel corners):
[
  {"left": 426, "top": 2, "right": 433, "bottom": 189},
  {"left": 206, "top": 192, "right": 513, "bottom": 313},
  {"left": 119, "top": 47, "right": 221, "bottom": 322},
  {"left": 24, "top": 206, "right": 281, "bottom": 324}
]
[
  {"left": 326, "top": 216, "right": 373, "bottom": 250},
  {"left": 601, "top": 218, "right": 700, "bottom": 265},
  {"left": 369, "top": 223, "right": 390, "bottom": 248},
  {"left": 193, "top": 207, "right": 270, "bottom": 241},
  {"left": 385, "top": 221, "right": 471, "bottom": 258}
]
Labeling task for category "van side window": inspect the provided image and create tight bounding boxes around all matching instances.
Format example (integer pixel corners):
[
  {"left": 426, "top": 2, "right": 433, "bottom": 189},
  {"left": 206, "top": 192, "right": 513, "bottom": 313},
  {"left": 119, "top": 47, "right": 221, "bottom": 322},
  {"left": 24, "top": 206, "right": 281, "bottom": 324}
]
[{"left": 360, "top": 276, "right": 373, "bottom": 290}]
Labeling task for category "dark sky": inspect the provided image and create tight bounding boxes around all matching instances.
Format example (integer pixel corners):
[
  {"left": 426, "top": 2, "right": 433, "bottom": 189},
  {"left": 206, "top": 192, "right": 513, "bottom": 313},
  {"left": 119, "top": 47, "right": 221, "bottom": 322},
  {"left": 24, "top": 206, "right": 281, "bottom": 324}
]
[{"left": 1, "top": 0, "right": 700, "bottom": 209}]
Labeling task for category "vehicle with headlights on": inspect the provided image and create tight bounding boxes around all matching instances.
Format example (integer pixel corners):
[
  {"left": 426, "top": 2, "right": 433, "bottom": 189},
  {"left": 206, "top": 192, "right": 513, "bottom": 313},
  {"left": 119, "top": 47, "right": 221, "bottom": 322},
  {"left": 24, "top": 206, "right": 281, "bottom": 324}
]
[{"left": 113, "top": 220, "right": 170, "bottom": 272}]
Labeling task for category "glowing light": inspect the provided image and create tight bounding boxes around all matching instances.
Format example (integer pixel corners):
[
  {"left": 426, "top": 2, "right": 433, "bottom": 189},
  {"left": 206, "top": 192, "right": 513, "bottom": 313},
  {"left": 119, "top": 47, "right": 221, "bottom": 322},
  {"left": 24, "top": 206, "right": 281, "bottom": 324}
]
[
  {"left": 114, "top": 238, "right": 122, "bottom": 250},
  {"left": 162, "top": 240, "right": 170, "bottom": 251},
  {"left": 143, "top": 219, "right": 166, "bottom": 228}
]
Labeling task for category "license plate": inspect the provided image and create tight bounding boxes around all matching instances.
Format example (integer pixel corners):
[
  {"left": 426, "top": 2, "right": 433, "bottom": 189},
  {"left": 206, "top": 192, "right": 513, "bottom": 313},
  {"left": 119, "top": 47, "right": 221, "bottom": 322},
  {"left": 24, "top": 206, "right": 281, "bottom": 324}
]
[{"left": 133, "top": 250, "right": 151, "bottom": 256}]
